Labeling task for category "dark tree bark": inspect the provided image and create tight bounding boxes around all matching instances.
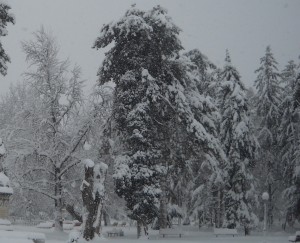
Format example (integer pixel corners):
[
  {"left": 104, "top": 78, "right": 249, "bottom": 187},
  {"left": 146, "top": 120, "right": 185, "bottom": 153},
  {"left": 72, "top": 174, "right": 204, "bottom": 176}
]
[
  {"left": 159, "top": 175, "right": 168, "bottom": 229},
  {"left": 81, "top": 162, "right": 107, "bottom": 241},
  {"left": 137, "top": 219, "right": 148, "bottom": 238},
  {"left": 66, "top": 204, "right": 83, "bottom": 222},
  {"left": 102, "top": 210, "right": 110, "bottom": 226}
]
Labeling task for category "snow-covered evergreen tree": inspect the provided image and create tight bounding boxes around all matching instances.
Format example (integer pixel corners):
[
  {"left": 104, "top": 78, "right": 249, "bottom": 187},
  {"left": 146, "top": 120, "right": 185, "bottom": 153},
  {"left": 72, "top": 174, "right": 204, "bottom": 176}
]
[
  {"left": 0, "top": 1, "right": 14, "bottom": 179},
  {"left": 94, "top": 6, "right": 182, "bottom": 236},
  {"left": 279, "top": 65, "right": 300, "bottom": 227},
  {"left": 287, "top": 72, "right": 300, "bottom": 223},
  {"left": 279, "top": 60, "right": 299, "bottom": 178},
  {"left": 183, "top": 49, "right": 217, "bottom": 94},
  {"left": 218, "top": 50, "right": 258, "bottom": 233},
  {"left": 94, "top": 5, "right": 225, "bottom": 237},
  {"left": 254, "top": 46, "right": 282, "bottom": 226},
  {"left": 254, "top": 46, "right": 282, "bottom": 140},
  {"left": 180, "top": 50, "right": 224, "bottom": 227},
  {"left": 281, "top": 60, "right": 298, "bottom": 94},
  {"left": 0, "top": 2, "right": 14, "bottom": 76}
]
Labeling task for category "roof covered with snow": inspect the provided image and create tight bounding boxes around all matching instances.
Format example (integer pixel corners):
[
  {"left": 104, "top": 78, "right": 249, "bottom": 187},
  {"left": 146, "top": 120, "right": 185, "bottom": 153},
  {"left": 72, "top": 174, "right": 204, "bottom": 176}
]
[
  {"left": 0, "top": 138, "right": 5, "bottom": 156},
  {"left": 0, "top": 172, "right": 13, "bottom": 195}
]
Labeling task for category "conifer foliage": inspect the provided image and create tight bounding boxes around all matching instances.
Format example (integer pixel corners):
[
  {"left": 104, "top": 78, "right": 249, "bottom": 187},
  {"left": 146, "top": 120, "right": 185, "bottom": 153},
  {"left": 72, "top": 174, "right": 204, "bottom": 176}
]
[
  {"left": 254, "top": 46, "right": 282, "bottom": 147},
  {"left": 254, "top": 46, "right": 282, "bottom": 226},
  {"left": 94, "top": 6, "right": 184, "bottom": 237},
  {"left": 218, "top": 51, "right": 257, "bottom": 233},
  {"left": 0, "top": 2, "right": 15, "bottom": 76},
  {"left": 184, "top": 49, "right": 217, "bottom": 94},
  {"left": 279, "top": 64, "right": 300, "bottom": 227},
  {"left": 94, "top": 5, "right": 225, "bottom": 237},
  {"left": 1, "top": 0, "right": 300, "bottom": 237}
]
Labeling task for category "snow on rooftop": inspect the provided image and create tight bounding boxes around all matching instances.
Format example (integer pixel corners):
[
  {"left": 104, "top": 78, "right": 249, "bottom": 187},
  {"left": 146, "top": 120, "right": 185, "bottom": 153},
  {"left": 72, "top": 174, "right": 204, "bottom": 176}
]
[
  {"left": 0, "top": 187, "right": 13, "bottom": 194},
  {"left": 0, "top": 138, "right": 6, "bottom": 156},
  {"left": 0, "top": 172, "right": 13, "bottom": 194},
  {"left": 0, "top": 172, "right": 10, "bottom": 186}
]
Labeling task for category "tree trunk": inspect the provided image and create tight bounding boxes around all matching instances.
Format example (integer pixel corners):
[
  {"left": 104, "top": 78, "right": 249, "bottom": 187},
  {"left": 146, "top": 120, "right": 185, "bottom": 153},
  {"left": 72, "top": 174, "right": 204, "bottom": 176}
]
[
  {"left": 217, "top": 189, "right": 221, "bottom": 228},
  {"left": 54, "top": 171, "right": 63, "bottom": 231},
  {"left": 216, "top": 188, "right": 224, "bottom": 228},
  {"left": 137, "top": 220, "right": 141, "bottom": 238},
  {"left": 66, "top": 204, "right": 83, "bottom": 222},
  {"left": 244, "top": 226, "right": 250, "bottom": 236},
  {"left": 54, "top": 199, "right": 63, "bottom": 231},
  {"left": 81, "top": 161, "right": 107, "bottom": 241},
  {"left": 94, "top": 202, "right": 103, "bottom": 235},
  {"left": 268, "top": 184, "right": 273, "bottom": 227},
  {"left": 82, "top": 166, "right": 97, "bottom": 240},
  {"left": 82, "top": 202, "right": 103, "bottom": 239},
  {"left": 137, "top": 219, "right": 148, "bottom": 238},
  {"left": 222, "top": 190, "right": 225, "bottom": 227},
  {"left": 159, "top": 175, "right": 168, "bottom": 229},
  {"left": 103, "top": 210, "right": 111, "bottom": 226},
  {"left": 83, "top": 211, "right": 96, "bottom": 240},
  {"left": 198, "top": 211, "right": 202, "bottom": 229}
]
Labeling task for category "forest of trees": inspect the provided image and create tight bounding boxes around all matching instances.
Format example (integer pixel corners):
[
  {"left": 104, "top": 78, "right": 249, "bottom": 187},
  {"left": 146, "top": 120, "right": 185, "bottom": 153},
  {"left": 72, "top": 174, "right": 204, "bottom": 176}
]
[{"left": 0, "top": 3, "right": 299, "bottom": 241}]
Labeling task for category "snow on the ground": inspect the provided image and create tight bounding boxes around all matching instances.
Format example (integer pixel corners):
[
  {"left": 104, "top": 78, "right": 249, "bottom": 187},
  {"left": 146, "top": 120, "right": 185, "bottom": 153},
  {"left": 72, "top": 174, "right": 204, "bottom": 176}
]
[
  {"left": 1, "top": 239, "right": 32, "bottom": 243},
  {"left": 0, "top": 225, "right": 294, "bottom": 243},
  {"left": 0, "top": 230, "right": 46, "bottom": 240},
  {"left": 0, "top": 218, "right": 11, "bottom": 225},
  {"left": 37, "top": 221, "right": 54, "bottom": 229}
]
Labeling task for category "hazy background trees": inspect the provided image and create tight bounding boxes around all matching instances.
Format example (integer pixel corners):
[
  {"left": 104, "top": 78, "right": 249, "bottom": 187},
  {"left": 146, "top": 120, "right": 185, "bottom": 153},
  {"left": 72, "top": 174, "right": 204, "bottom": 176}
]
[{"left": 0, "top": 3, "right": 299, "bottom": 238}]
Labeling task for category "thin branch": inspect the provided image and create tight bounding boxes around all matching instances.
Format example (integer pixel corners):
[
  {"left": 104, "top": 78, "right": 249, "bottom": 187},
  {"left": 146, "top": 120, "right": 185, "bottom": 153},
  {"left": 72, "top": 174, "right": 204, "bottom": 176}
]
[
  {"left": 59, "top": 157, "right": 81, "bottom": 177},
  {"left": 59, "top": 121, "right": 91, "bottom": 170},
  {"left": 22, "top": 167, "right": 55, "bottom": 177},
  {"left": 21, "top": 185, "right": 57, "bottom": 201}
]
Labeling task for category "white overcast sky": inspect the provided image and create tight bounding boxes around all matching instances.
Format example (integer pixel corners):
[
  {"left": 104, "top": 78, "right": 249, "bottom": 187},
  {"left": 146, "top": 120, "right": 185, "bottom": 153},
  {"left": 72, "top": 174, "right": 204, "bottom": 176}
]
[{"left": 1, "top": 0, "right": 300, "bottom": 95}]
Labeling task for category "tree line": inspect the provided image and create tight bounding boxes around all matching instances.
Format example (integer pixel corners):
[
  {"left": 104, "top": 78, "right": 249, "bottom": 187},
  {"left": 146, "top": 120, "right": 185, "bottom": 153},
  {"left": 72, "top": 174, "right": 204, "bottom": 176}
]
[{"left": 0, "top": 3, "right": 299, "bottom": 240}]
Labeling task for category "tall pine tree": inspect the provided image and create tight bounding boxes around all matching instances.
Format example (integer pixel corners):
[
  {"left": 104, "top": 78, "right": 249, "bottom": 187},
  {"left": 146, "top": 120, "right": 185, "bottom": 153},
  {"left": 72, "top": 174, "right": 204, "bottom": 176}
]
[
  {"left": 183, "top": 49, "right": 217, "bottom": 95},
  {"left": 219, "top": 50, "right": 257, "bottom": 234},
  {"left": 183, "top": 50, "right": 224, "bottom": 228},
  {"left": 279, "top": 61, "right": 300, "bottom": 228},
  {"left": 254, "top": 45, "right": 282, "bottom": 227},
  {"left": 281, "top": 60, "right": 298, "bottom": 95},
  {"left": 94, "top": 6, "right": 183, "bottom": 237},
  {"left": 93, "top": 5, "right": 225, "bottom": 237}
]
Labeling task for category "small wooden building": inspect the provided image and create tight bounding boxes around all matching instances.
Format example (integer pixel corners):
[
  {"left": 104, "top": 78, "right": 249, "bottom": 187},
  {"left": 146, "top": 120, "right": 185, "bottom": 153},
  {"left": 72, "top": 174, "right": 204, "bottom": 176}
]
[{"left": 0, "top": 172, "right": 13, "bottom": 219}]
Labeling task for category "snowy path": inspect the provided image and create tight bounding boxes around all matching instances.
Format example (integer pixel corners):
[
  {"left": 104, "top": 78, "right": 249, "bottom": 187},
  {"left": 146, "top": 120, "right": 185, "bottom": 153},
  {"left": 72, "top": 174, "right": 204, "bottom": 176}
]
[{"left": 1, "top": 225, "right": 292, "bottom": 243}]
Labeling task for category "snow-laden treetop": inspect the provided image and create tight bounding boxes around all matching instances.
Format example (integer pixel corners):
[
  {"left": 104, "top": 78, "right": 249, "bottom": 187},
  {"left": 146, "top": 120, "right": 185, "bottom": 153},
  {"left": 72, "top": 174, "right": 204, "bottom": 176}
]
[
  {"left": 82, "top": 158, "right": 95, "bottom": 169},
  {"left": 0, "top": 2, "right": 15, "bottom": 34},
  {"left": 0, "top": 1, "right": 15, "bottom": 76},
  {"left": 93, "top": 5, "right": 182, "bottom": 84}
]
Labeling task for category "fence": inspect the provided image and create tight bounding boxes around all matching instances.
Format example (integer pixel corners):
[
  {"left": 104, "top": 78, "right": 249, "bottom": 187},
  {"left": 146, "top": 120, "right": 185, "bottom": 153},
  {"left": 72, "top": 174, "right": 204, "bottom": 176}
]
[{"left": 9, "top": 217, "right": 44, "bottom": 226}]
